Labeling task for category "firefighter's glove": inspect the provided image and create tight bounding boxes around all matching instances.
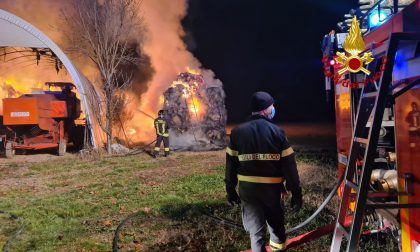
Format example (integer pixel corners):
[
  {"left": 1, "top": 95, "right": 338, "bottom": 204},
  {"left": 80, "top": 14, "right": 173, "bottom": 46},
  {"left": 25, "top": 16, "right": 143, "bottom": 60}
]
[
  {"left": 290, "top": 188, "right": 303, "bottom": 211},
  {"left": 226, "top": 188, "right": 241, "bottom": 206}
]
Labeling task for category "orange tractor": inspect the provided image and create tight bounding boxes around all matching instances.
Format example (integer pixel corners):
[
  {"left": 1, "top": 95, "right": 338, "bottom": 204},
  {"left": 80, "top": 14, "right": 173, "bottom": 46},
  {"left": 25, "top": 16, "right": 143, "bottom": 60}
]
[{"left": 0, "top": 82, "right": 85, "bottom": 158}]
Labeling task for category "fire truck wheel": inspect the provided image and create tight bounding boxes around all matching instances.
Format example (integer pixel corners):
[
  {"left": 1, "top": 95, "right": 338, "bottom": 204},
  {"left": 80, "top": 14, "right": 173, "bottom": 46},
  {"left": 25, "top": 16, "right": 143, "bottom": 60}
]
[
  {"left": 5, "top": 141, "right": 14, "bottom": 159},
  {"left": 58, "top": 139, "right": 67, "bottom": 156}
]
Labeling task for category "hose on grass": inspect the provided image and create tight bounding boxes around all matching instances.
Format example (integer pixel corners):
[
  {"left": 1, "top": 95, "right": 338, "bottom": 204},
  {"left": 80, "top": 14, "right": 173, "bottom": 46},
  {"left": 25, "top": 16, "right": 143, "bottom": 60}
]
[
  {"left": 285, "top": 173, "right": 344, "bottom": 234},
  {"left": 0, "top": 210, "right": 23, "bottom": 252},
  {"left": 206, "top": 173, "right": 345, "bottom": 235},
  {"left": 121, "top": 139, "right": 157, "bottom": 157},
  {"left": 112, "top": 174, "right": 344, "bottom": 251},
  {"left": 112, "top": 211, "right": 143, "bottom": 252}
]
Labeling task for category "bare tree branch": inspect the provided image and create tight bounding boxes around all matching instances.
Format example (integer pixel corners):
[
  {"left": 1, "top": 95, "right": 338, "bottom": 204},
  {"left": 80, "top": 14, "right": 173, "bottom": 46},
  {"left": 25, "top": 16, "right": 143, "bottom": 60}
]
[{"left": 62, "top": 0, "right": 143, "bottom": 153}]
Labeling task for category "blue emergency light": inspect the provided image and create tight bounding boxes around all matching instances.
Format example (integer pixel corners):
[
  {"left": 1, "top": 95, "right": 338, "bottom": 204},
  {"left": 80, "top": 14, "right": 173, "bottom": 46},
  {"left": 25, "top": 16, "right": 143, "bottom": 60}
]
[{"left": 369, "top": 11, "right": 388, "bottom": 27}]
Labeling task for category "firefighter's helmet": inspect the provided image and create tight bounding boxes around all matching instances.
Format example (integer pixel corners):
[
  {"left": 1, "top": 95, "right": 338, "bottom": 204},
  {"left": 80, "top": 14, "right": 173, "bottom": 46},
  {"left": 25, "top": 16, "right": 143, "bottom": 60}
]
[{"left": 158, "top": 110, "right": 165, "bottom": 116}]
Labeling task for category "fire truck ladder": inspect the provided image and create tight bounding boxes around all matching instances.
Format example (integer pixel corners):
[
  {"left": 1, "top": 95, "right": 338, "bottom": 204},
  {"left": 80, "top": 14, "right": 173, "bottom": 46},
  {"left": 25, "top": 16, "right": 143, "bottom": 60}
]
[{"left": 330, "top": 33, "right": 416, "bottom": 252}]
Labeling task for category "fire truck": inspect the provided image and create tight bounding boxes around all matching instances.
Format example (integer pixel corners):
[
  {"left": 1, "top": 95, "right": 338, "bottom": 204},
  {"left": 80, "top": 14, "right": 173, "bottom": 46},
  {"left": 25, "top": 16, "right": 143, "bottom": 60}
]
[{"left": 325, "top": 0, "right": 420, "bottom": 251}]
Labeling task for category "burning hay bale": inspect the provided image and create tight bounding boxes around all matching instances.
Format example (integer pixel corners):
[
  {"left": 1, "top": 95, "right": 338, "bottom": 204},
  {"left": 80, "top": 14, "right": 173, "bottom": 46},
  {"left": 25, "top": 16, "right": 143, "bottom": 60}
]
[{"left": 163, "top": 71, "right": 227, "bottom": 151}]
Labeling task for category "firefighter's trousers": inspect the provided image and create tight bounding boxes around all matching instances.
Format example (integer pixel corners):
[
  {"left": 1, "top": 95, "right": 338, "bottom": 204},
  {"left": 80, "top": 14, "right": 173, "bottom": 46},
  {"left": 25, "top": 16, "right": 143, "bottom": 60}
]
[
  {"left": 154, "top": 135, "right": 169, "bottom": 156},
  {"left": 239, "top": 182, "right": 286, "bottom": 252}
]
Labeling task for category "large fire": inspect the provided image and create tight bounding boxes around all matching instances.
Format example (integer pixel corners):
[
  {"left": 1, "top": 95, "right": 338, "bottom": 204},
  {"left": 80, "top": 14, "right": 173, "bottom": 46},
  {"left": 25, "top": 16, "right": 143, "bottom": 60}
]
[
  {"left": 0, "top": 0, "right": 226, "bottom": 147},
  {"left": 162, "top": 70, "right": 226, "bottom": 151},
  {"left": 170, "top": 70, "right": 207, "bottom": 120},
  {"left": 0, "top": 78, "right": 56, "bottom": 114}
]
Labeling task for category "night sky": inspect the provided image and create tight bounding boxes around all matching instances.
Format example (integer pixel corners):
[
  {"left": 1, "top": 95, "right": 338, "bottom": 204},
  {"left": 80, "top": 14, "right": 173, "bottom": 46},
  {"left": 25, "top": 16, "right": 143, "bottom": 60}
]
[{"left": 183, "top": 0, "right": 358, "bottom": 124}]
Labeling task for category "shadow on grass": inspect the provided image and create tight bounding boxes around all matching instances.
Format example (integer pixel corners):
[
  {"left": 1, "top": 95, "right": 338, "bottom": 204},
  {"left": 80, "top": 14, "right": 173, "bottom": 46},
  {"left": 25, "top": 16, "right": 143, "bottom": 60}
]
[
  {"left": 116, "top": 197, "right": 339, "bottom": 252},
  {"left": 115, "top": 202, "right": 248, "bottom": 252}
]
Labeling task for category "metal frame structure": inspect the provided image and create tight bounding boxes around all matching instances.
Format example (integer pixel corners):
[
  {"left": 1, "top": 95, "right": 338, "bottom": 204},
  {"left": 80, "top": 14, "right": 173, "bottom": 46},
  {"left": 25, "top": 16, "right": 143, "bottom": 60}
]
[
  {"left": 0, "top": 9, "right": 104, "bottom": 148},
  {"left": 330, "top": 32, "right": 420, "bottom": 252}
]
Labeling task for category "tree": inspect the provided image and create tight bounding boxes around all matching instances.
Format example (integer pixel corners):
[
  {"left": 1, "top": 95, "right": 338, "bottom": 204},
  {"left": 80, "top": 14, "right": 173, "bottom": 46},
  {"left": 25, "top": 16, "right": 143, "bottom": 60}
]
[{"left": 63, "top": 0, "right": 142, "bottom": 153}]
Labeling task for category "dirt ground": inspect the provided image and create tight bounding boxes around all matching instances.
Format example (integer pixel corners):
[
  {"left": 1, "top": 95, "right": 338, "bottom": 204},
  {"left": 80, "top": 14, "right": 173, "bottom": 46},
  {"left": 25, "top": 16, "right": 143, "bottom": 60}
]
[
  {"left": 0, "top": 146, "right": 343, "bottom": 251},
  {"left": 0, "top": 153, "right": 72, "bottom": 166}
]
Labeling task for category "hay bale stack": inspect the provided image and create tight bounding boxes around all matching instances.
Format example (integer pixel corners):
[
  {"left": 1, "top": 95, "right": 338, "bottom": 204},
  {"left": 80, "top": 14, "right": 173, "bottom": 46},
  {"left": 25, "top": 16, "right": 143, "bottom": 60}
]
[{"left": 163, "top": 72, "right": 227, "bottom": 151}]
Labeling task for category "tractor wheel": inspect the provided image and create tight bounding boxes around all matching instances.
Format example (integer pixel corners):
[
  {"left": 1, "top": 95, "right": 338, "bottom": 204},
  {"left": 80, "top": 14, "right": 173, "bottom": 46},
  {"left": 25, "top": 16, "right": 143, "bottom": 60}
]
[
  {"left": 58, "top": 139, "right": 67, "bottom": 156},
  {"left": 5, "top": 141, "right": 14, "bottom": 159}
]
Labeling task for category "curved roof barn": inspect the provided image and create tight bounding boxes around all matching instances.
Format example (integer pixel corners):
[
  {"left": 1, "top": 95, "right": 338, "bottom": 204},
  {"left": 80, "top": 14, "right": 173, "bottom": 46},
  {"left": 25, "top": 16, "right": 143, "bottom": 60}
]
[{"left": 0, "top": 9, "right": 104, "bottom": 148}]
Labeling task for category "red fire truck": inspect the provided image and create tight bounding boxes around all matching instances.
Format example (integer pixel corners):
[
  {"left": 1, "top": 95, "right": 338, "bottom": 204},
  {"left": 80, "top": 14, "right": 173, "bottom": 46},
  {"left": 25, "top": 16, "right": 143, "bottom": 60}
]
[{"left": 328, "top": 0, "right": 420, "bottom": 251}]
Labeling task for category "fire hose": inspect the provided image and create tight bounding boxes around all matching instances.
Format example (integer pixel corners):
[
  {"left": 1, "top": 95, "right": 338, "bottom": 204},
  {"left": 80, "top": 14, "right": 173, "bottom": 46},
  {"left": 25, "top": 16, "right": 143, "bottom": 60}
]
[
  {"left": 205, "top": 173, "right": 345, "bottom": 235},
  {"left": 285, "top": 173, "right": 343, "bottom": 234},
  {"left": 112, "top": 211, "right": 143, "bottom": 252},
  {"left": 123, "top": 139, "right": 157, "bottom": 156},
  {"left": 0, "top": 210, "right": 23, "bottom": 252},
  {"left": 112, "top": 174, "right": 345, "bottom": 251}
]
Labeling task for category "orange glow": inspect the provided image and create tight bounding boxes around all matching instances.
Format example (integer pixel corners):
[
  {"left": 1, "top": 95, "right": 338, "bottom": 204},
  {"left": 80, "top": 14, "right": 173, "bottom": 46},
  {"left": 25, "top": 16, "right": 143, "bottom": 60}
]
[
  {"left": 2, "top": 78, "right": 31, "bottom": 97},
  {"left": 190, "top": 98, "right": 200, "bottom": 114},
  {"left": 0, "top": 78, "right": 83, "bottom": 116},
  {"left": 186, "top": 67, "right": 200, "bottom": 75},
  {"left": 166, "top": 70, "right": 208, "bottom": 121},
  {"left": 0, "top": 0, "right": 226, "bottom": 146},
  {"left": 127, "top": 127, "right": 137, "bottom": 135},
  {"left": 338, "top": 92, "right": 351, "bottom": 110},
  {"left": 159, "top": 95, "right": 165, "bottom": 106},
  {"left": 1, "top": 78, "right": 79, "bottom": 97}
]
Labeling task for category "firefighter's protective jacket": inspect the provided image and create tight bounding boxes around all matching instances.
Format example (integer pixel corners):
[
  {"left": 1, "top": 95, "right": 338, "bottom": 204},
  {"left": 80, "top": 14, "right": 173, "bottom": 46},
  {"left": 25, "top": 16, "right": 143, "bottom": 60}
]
[
  {"left": 225, "top": 115, "right": 300, "bottom": 191},
  {"left": 154, "top": 117, "right": 170, "bottom": 137}
]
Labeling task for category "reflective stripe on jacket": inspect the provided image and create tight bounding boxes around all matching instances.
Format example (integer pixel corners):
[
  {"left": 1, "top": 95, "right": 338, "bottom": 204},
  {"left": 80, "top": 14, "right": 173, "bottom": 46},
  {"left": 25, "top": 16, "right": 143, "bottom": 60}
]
[
  {"left": 225, "top": 115, "right": 300, "bottom": 191},
  {"left": 154, "top": 118, "right": 169, "bottom": 137}
]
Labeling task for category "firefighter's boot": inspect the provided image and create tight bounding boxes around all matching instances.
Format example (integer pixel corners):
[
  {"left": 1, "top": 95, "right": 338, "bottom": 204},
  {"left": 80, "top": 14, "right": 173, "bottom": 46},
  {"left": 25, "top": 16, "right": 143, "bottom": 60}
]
[
  {"left": 269, "top": 240, "right": 286, "bottom": 251},
  {"left": 153, "top": 147, "right": 160, "bottom": 158},
  {"left": 164, "top": 148, "right": 170, "bottom": 157}
]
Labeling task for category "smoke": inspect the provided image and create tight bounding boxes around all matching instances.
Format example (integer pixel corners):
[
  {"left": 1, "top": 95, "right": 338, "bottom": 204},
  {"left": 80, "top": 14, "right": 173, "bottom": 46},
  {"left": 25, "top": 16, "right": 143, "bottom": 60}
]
[
  {"left": 0, "top": 0, "right": 224, "bottom": 143},
  {"left": 139, "top": 0, "right": 222, "bottom": 104},
  {"left": 0, "top": 0, "right": 68, "bottom": 43},
  {"left": 129, "top": 0, "right": 223, "bottom": 142}
]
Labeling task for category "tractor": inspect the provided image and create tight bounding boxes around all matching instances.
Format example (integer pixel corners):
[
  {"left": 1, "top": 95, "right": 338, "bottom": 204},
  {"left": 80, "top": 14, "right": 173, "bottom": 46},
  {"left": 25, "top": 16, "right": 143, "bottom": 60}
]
[{"left": 0, "top": 82, "right": 85, "bottom": 158}]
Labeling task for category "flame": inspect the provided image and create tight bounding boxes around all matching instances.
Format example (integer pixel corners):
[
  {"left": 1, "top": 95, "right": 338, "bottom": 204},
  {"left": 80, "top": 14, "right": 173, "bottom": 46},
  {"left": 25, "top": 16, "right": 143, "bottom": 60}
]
[
  {"left": 186, "top": 67, "right": 201, "bottom": 75},
  {"left": 0, "top": 77, "right": 84, "bottom": 116},
  {"left": 2, "top": 78, "right": 31, "bottom": 97},
  {"left": 0, "top": 1, "right": 224, "bottom": 144},
  {"left": 190, "top": 98, "right": 200, "bottom": 113},
  {"left": 343, "top": 17, "right": 365, "bottom": 56}
]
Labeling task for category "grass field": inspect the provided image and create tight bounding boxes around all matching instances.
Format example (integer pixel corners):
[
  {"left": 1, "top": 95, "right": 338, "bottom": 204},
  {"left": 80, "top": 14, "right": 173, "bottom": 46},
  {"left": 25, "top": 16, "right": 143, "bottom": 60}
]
[{"left": 0, "top": 143, "right": 398, "bottom": 251}]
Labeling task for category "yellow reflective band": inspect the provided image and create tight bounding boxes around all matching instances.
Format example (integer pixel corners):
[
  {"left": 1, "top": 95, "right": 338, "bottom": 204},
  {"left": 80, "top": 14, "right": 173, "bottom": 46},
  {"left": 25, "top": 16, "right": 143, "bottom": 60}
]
[
  {"left": 238, "top": 153, "right": 280, "bottom": 161},
  {"left": 269, "top": 240, "right": 286, "bottom": 251},
  {"left": 164, "top": 148, "right": 170, "bottom": 151},
  {"left": 281, "top": 147, "right": 294, "bottom": 157},
  {"left": 226, "top": 147, "right": 238, "bottom": 156},
  {"left": 162, "top": 133, "right": 169, "bottom": 137},
  {"left": 154, "top": 147, "right": 160, "bottom": 151},
  {"left": 238, "top": 175, "right": 284, "bottom": 184},
  {"left": 155, "top": 122, "right": 162, "bottom": 135}
]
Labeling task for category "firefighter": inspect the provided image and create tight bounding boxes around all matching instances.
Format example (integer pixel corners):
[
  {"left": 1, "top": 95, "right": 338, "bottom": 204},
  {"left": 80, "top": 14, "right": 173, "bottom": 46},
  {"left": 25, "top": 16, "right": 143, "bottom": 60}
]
[
  {"left": 406, "top": 102, "right": 420, "bottom": 148},
  {"left": 225, "top": 91, "right": 302, "bottom": 252},
  {"left": 153, "top": 110, "right": 170, "bottom": 157}
]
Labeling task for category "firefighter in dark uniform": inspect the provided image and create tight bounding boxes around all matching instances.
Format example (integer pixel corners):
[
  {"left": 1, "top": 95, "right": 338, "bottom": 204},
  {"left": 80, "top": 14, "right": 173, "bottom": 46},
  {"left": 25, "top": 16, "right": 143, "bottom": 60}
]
[
  {"left": 225, "top": 91, "right": 302, "bottom": 252},
  {"left": 153, "top": 110, "right": 170, "bottom": 157}
]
